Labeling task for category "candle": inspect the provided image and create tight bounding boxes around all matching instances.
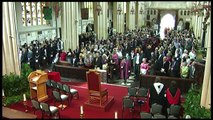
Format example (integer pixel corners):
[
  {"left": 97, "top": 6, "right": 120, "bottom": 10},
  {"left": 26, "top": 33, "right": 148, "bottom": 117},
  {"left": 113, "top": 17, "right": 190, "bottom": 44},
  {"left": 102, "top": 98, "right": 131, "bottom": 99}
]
[
  {"left": 2, "top": 89, "right": 4, "bottom": 97},
  {"left": 115, "top": 111, "right": 118, "bottom": 119},
  {"left": 80, "top": 106, "right": 83, "bottom": 114},
  {"left": 23, "top": 94, "right": 26, "bottom": 101}
]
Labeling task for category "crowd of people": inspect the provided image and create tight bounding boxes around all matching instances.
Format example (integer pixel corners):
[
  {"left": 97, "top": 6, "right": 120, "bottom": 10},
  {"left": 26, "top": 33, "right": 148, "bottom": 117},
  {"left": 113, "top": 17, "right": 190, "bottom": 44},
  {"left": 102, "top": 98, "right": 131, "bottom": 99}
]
[
  {"left": 19, "top": 38, "right": 64, "bottom": 70},
  {"left": 19, "top": 26, "right": 199, "bottom": 119},
  {"left": 20, "top": 26, "right": 198, "bottom": 81}
]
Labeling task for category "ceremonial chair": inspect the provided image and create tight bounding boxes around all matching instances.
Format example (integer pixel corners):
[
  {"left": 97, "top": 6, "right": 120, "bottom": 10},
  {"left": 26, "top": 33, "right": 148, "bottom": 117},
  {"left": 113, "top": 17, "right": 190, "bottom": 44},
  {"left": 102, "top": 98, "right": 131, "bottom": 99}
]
[{"left": 86, "top": 70, "right": 108, "bottom": 106}]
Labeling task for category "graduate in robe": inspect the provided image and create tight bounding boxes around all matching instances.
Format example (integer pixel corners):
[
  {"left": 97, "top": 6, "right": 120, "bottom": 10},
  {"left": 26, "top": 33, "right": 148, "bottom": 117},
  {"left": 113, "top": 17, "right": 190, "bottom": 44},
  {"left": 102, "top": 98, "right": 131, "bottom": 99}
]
[
  {"left": 120, "top": 56, "right": 131, "bottom": 84},
  {"left": 149, "top": 77, "right": 167, "bottom": 116},
  {"left": 166, "top": 81, "right": 181, "bottom": 108},
  {"left": 112, "top": 50, "right": 119, "bottom": 70}
]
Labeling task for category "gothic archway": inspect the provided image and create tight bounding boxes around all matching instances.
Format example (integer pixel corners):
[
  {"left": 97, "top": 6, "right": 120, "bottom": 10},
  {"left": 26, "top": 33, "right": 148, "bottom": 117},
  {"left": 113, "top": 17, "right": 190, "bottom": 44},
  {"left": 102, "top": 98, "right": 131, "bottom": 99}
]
[{"left": 160, "top": 13, "right": 175, "bottom": 40}]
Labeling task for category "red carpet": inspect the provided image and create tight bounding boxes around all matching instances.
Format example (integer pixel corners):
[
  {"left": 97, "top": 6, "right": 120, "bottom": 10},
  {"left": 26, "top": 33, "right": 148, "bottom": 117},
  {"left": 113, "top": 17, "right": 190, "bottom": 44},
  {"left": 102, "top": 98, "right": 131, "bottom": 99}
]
[{"left": 8, "top": 82, "right": 150, "bottom": 119}]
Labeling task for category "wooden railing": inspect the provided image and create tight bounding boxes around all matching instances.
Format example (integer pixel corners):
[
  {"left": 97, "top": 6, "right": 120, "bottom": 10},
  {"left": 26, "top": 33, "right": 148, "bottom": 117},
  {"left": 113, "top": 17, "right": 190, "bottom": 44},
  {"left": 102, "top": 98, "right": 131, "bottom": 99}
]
[
  {"left": 194, "top": 62, "right": 205, "bottom": 86},
  {"left": 54, "top": 64, "right": 89, "bottom": 81},
  {"left": 139, "top": 74, "right": 195, "bottom": 94}
]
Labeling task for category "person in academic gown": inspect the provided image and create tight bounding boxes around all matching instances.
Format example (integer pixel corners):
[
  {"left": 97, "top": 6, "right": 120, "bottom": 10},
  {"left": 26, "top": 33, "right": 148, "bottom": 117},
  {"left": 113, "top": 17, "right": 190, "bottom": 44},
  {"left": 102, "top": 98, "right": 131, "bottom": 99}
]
[
  {"left": 149, "top": 77, "right": 167, "bottom": 116},
  {"left": 166, "top": 81, "right": 181, "bottom": 108},
  {"left": 120, "top": 56, "right": 131, "bottom": 84}
]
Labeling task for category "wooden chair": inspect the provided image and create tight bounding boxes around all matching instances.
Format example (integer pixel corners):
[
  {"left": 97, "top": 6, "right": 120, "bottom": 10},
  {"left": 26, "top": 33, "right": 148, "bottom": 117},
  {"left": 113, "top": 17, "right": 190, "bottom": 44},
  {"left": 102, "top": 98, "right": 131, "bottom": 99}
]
[{"left": 86, "top": 70, "right": 108, "bottom": 106}]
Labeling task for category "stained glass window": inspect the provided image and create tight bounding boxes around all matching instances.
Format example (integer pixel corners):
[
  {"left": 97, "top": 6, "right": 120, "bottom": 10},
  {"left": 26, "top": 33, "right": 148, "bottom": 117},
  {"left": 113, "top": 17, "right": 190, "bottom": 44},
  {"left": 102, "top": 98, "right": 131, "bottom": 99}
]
[
  {"left": 21, "top": 2, "right": 26, "bottom": 26},
  {"left": 21, "top": 2, "right": 47, "bottom": 26}
]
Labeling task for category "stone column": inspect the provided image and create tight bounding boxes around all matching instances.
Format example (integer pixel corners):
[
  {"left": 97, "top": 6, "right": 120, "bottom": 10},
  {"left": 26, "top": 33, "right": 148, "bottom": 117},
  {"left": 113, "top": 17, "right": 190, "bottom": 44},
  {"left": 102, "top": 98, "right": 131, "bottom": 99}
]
[
  {"left": 200, "top": 13, "right": 211, "bottom": 109},
  {"left": 3, "top": 2, "right": 20, "bottom": 75},
  {"left": 197, "top": 15, "right": 203, "bottom": 39},
  {"left": 93, "top": 2, "right": 108, "bottom": 40},
  {"left": 113, "top": 2, "right": 125, "bottom": 33},
  {"left": 61, "top": 2, "right": 79, "bottom": 51},
  {"left": 191, "top": 13, "right": 195, "bottom": 31},
  {"left": 126, "top": 2, "right": 136, "bottom": 30},
  {"left": 136, "top": 2, "right": 144, "bottom": 28},
  {"left": 194, "top": 12, "right": 199, "bottom": 38}
]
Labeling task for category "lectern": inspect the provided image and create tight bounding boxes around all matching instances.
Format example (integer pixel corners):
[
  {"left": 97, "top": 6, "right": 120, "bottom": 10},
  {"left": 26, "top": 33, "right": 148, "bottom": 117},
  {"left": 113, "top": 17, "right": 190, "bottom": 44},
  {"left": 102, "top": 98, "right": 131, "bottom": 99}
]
[{"left": 28, "top": 70, "right": 48, "bottom": 102}]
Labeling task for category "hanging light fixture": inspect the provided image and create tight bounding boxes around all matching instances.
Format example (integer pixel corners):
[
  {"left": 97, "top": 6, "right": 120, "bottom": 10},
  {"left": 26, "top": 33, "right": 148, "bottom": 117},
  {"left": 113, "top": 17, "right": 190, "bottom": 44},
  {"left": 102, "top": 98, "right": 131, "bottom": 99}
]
[
  {"left": 117, "top": 4, "right": 122, "bottom": 15},
  {"left": 191, "top": 1, "right": 211, "bottom": 17},
  {"left": 203, "top": 1, "right": 211, "bottom": 12},
  {"left": 96, "top": 3, "right": 102, "bottom": 15},
  {"left": 139, "top": 7, "right": 143, "bottom": 14},
  {"left": 130, "top": 6, "right": 134, "bottom": 14}
]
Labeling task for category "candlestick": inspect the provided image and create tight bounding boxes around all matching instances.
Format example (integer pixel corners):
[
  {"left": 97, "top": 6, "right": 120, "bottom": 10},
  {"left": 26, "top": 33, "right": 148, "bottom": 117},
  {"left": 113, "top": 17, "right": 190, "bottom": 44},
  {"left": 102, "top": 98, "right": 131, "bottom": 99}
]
[
  {"left": 115, "top": 111, "right": 118, "bottom": 119},
  {"left": 80, "top": 106, "right": 83, "bottom": 114},
  {"left": 23, "top": 94, "right": 26, "bottom": 101},
  {"left": 2, "top": 89, "right": 6, "bottom": 106},
  {"left": 2, "top": 89, "right": 4, "bottom": 97},
  {"left": 80, "top": 106, "right": 84, "bottom": 119}
]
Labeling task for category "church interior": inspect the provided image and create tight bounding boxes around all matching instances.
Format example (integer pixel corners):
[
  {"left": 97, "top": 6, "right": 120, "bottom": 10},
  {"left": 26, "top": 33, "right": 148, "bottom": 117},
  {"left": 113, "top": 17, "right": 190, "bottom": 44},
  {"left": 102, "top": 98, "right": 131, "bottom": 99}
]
[{"left": 2, "top": 1, "right": 211, "bottom": 119}]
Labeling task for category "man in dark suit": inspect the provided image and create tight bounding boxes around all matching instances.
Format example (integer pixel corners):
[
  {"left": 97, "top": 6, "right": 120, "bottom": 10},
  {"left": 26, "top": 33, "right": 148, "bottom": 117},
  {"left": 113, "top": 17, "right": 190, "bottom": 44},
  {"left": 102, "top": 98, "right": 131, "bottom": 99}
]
[
  {"left": 155, "top": 49, "right": 164, "bottom": 75},
  {"left": 170, "top": 57, "right": 181, "bottom": 77},
  {"left": 21, "top": 47, "right": 28, "bottom": 65},
  {"left": 92, "top": 52, "right": 103, "bottom": 69}
]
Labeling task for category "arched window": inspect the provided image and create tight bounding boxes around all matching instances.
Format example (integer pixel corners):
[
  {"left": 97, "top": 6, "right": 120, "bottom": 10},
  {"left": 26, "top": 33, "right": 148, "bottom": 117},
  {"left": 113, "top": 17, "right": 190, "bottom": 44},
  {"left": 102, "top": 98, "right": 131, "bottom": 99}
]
[
  {"left": 184, "top": 11, "right": 186, "bottom": 15},
  {"left": 21, "top": 2, "right": 47, "bottom": 26},
  {"left": 180, "top": 11, "right": 183, "bottom": 15}
]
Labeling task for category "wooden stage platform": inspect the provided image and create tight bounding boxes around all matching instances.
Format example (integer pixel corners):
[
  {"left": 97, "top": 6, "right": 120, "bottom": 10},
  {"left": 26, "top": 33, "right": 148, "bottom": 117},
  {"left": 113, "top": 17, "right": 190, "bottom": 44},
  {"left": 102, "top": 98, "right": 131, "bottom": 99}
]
[{"left": 83, "top": 96, "right": 114, "bottom": 112}]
